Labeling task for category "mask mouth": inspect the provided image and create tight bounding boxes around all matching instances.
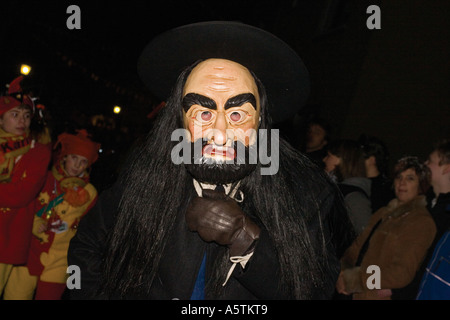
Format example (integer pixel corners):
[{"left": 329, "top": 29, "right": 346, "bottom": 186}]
[
  {"left": 184, "top": 139, "right": 257, "bottom": 185},
  {"left": 202, "top": 144, "right": 236, "bottom": 161}
]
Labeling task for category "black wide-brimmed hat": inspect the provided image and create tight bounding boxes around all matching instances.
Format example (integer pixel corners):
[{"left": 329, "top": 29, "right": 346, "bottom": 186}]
[{"left": 138, "top": 21, "right": 310, "bottom": 123}]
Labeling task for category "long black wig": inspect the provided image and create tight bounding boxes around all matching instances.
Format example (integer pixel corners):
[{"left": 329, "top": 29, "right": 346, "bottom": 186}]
[{"left": 99, "top": 60, "right": 355, "bottom": 299}]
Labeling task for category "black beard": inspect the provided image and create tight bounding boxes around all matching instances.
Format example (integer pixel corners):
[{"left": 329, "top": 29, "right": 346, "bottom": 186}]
[{"left": 184, "top": 139, "right": 258, "bottom": 185}]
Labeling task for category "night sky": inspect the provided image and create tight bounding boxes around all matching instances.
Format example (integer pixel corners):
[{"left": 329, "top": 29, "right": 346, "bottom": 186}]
[
  {"left": 2, "top": 0, "right": 449, "bottom": 190},
  {"left": 2, "top": 0, "right": 297, "bottom": 125}
]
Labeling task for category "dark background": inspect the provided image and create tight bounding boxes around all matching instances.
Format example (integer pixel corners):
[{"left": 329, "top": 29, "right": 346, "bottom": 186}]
[{"left": 1, "top": 0, "right": 449, "bottom": 191}]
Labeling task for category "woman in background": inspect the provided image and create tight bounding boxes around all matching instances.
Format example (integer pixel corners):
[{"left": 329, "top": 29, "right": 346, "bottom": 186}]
[
  {"left": 323, "top": 139, "right": 372, "bottom": 234},
  {"left": 336, "top": 156, "right": 436, "bottom": 300}
]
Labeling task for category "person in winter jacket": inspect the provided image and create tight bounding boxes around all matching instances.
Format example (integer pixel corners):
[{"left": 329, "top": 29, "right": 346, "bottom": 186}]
[
  {"left": 336, "top": 156, "right": 436, "bottom": 300},
  {"left": 414, "top": 139, "right": 450, "bottom": 299}
]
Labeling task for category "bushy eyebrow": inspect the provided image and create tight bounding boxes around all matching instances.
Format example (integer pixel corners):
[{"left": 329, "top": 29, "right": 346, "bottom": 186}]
[
  {"left": 182, "top": 93, "right": 256, "bottom": 113},
  {"left": 224, "top": 93, "right": 256, "bottom": 110},
  {"left": 182, "top": 93, "right": 216, "bottom": 112}
]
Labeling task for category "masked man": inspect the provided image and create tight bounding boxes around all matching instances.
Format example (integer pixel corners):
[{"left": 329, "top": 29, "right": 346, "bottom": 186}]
[{"left": 68, "top": 21, "right": 354, "bottom": 300}]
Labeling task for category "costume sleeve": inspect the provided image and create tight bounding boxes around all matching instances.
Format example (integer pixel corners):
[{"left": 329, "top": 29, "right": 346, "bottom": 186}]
[
  {"left": 232, "top": 228, "right": 288, "bottom": 299},
  {"left": 67, "top": 185, "right": 119, "bottom": 299},
  {"left": 0, "top": 144, "right": 50, "bottom": 208},
  {"left": 235, "top": 186, "right": 347, "bottom": 300}
]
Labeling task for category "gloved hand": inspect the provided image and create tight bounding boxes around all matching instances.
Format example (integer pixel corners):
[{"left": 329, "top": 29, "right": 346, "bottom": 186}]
[{"left": 186, "top": 189, "right": 260, "bottom": 256}]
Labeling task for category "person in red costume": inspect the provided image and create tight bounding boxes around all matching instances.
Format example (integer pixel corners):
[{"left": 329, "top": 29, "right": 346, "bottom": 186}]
[
  {"left": 0, "top": 76, "right": 51, "bottom": 296},
  {"left": 3, "top": 130, "right": 100, "bottom": 300}
]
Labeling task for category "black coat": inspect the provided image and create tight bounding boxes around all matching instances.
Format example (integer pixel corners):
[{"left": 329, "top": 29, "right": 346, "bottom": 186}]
[{"left": 68, "top": 180, "right": 346, "bottom": 300}]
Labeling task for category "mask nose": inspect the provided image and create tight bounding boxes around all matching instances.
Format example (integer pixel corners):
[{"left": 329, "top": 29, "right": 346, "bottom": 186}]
[{"left": 210, "top": 112, "right": 228, "bottom": 145}]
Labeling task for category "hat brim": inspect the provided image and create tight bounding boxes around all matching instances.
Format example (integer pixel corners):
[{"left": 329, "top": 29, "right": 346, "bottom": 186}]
[{"left": 137, "top": 21, "right": 310, "bottom": 123}]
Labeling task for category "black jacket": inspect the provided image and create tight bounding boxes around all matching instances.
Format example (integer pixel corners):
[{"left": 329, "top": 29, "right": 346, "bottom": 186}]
[{"left": 68, "top": 180, "right": 346, "bottom": 300}]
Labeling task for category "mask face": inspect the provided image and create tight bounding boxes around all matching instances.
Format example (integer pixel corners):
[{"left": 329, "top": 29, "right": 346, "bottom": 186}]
[{"left": 182, "top": 59, "right": 260, "bottom": 163}]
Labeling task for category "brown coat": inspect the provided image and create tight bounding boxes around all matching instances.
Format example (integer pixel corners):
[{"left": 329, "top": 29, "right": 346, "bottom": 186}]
[{"left": 340, "top": 195, "right": 436, "bottom": 300}]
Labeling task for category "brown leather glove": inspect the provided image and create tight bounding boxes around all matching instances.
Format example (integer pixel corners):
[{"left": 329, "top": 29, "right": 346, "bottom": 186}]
[{"left": 186, "top": 189, "right": 260, "bottom": 256}]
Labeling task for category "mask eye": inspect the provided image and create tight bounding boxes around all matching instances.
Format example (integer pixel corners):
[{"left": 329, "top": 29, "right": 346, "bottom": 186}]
[
  {"left": 228, "top": 110, "right": 247, "bottom": 123},
  {"left": 230, "top": 112, "right": 241, "bottom": 121},
  {"left": 195, "top": 110, "right": 213, "bottom": 122}
]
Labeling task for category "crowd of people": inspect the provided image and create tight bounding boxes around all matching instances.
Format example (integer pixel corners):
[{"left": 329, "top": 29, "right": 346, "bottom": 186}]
[
  {"left": 304, "top": 117, "right": 450, "bottom": 300},
  {"left": 0, "top": 76, "right": 101, "bottom": 299},
  {"left": 0, "top": 21, "right": 449, "bottom": 301}
]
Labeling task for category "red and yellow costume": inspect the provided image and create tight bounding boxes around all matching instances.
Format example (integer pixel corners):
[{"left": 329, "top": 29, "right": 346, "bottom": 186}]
[
  {"left": 4, "top": 130, "right": 100, "bottom": 300},
  {"left": 0, "top": 77, "right": 52, "bottom": 293}
]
